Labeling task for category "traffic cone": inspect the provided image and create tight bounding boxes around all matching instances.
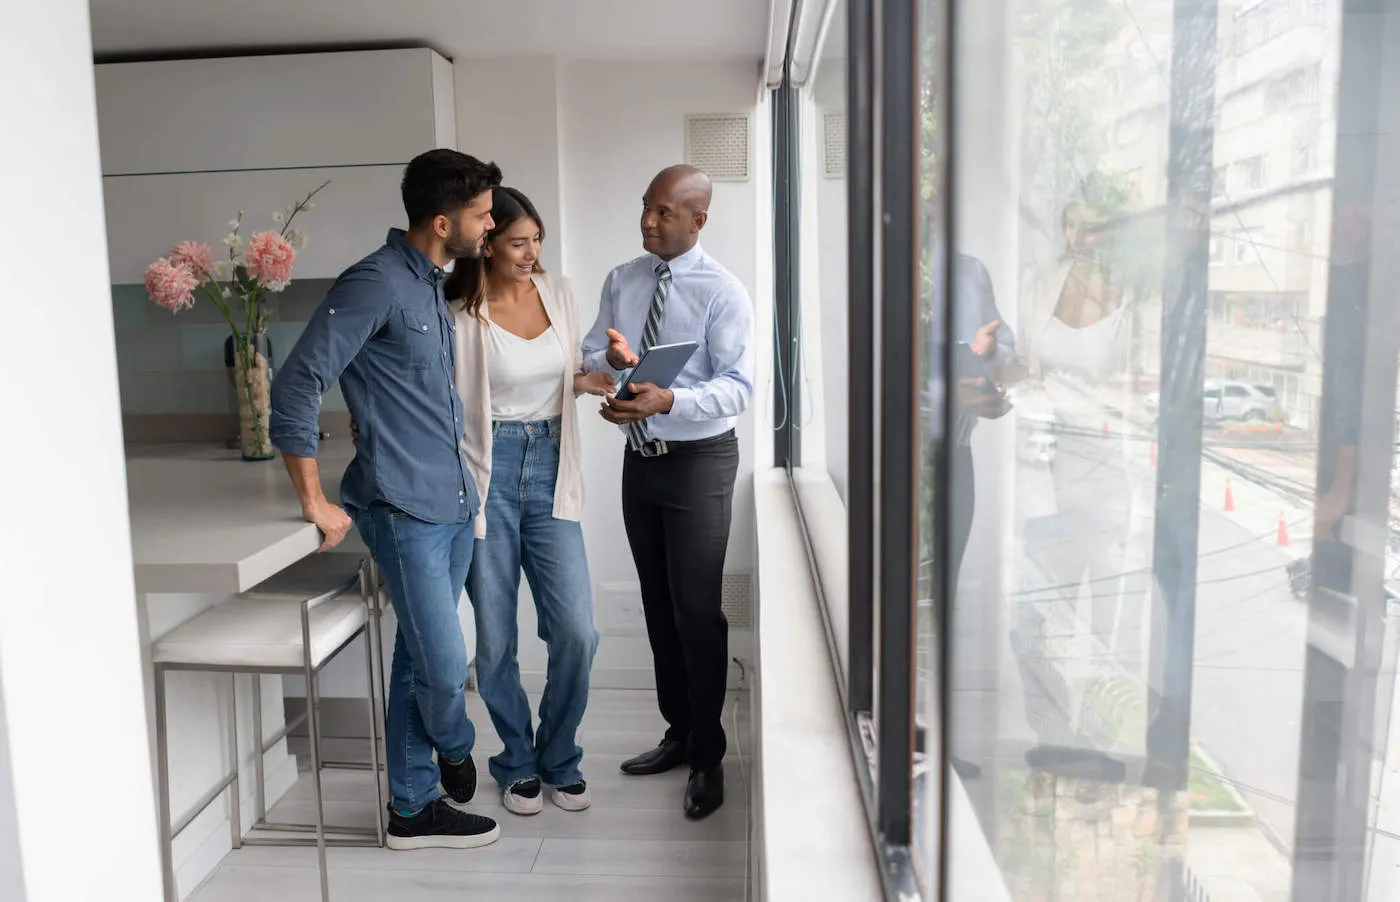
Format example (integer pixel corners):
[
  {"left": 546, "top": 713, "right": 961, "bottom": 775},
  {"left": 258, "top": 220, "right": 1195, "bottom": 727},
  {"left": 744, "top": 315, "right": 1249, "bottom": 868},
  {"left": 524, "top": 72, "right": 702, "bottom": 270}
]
[
  {"left": 1103, "top": 421, "right": 1111, "bottom": 438},
  {"left": 1277, "top": 512, "right": 1289, "bottom": 547},
  {"left": 1224, "top": 479, "right": 1235, "bottom": 512}
]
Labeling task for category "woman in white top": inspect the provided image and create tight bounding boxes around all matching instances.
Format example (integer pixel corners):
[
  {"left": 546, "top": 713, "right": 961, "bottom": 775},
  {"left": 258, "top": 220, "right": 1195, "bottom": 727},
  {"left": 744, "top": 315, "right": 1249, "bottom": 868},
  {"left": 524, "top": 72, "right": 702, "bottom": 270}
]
[
  {"left": 444, "top": 187, "right": 614, "bottom": 817},
  {"left": 1017, "top": 202, "right": 1138, "bottom": 656}
]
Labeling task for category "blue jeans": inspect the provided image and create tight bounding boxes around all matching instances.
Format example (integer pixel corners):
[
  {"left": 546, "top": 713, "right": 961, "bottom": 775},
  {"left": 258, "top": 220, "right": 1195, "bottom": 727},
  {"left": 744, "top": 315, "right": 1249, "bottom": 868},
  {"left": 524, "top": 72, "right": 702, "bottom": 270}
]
[
  {"left": 468, "top": 419, "right": 598, "bottom": 787},
  {"left": 353, "top": 504, "right": 477, "bottom": 813}
]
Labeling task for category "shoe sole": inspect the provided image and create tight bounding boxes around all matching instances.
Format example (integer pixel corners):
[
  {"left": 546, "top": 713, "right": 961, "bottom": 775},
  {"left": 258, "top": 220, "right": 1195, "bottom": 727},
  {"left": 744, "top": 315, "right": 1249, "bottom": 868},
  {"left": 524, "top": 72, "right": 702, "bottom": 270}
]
[
  {"left": 386, "top": 823, "right": 501, "bottom": 851},
  {"left": 503, "top": 793, "right": 545, "bottom": 816},
  {"left": 439, "top": 782, "right": 476, "bottom": 806},
  {"left": 551, "top": 790, "right": 592, "bottom": 812}
]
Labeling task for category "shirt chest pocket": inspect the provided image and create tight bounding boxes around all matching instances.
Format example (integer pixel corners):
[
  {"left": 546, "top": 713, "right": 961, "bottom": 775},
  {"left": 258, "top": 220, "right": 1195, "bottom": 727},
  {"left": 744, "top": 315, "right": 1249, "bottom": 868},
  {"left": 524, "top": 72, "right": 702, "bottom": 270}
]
[
  {"left": 393, "top": 308, "right": 439, "bottom": 369},
  {"left": 657, "top": 312, "right": 708, "bottom": 353}
]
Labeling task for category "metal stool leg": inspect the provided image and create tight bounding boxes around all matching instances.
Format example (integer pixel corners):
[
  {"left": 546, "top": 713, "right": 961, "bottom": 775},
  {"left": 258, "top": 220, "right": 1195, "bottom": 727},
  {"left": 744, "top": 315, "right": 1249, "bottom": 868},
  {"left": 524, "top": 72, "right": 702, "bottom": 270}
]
[
  {"left": 251, "top": 673, "right": 266, "bottom": 823},
  {"left": 303, "top": 606, "right": 331, "bottom": 902},
  {"left": 227, "top": 674, "right": 242, "bottom": 850},
  {"left": 155, "top": 666, "right": 177, "bottom": 902},
  {"left": 362, "top": 621, "right": 386, "bottom": 847}
]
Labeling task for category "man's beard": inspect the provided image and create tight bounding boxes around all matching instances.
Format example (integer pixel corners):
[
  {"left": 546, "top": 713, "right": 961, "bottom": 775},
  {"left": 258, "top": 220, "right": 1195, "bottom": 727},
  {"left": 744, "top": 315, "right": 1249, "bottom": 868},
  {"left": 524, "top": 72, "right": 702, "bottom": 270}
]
[{"left": 444, "top": 226, "right": 482, "bottom": 260}]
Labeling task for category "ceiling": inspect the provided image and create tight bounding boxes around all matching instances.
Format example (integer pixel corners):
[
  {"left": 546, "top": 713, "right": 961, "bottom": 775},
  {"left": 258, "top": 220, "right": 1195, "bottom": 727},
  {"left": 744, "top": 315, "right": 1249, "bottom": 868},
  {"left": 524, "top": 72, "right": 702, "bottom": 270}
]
[{"left": 88, "top": 0, "right": 771, "bottom": 62}]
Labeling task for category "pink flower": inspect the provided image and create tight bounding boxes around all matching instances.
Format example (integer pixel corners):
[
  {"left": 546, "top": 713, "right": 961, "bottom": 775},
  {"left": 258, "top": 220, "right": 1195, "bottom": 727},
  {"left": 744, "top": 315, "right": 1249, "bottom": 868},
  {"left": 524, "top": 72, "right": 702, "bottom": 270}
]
[
  {"left": 169, "top": 240, "right": 216, "bottom": 280},
  {"left": 244, "top": 231, "right": 296, "bottom": 290},
  {"left": 144, "top": 257, "right": 199, "bottom": 312}
]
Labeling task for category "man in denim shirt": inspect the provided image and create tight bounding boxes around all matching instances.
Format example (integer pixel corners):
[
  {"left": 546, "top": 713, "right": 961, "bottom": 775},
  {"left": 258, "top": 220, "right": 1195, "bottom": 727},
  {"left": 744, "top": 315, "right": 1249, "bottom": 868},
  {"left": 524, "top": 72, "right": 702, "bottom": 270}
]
[{"left": 270, "top": 149, "right": 503, "bottom": 850}]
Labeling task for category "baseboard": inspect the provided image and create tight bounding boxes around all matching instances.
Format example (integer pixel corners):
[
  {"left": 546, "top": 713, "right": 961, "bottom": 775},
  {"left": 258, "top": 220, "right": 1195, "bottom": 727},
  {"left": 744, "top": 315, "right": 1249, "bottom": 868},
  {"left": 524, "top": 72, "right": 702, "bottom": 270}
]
[{"left": 176, "top": 752, "right": 300, "bottom": 900}]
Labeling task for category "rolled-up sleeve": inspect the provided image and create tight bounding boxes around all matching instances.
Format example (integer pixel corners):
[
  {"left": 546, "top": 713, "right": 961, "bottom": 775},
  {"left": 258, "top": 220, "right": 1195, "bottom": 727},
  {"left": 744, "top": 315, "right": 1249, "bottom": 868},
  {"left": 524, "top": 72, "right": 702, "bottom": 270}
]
[
  {"left": 580, "top": 270, "right": 622, "bottom": 375},
  {"left": 270, "top": 265, "right": 393, "bottom": 457},
  {"left": 668, "top": 282, "right": 756, "bottom": 422}
]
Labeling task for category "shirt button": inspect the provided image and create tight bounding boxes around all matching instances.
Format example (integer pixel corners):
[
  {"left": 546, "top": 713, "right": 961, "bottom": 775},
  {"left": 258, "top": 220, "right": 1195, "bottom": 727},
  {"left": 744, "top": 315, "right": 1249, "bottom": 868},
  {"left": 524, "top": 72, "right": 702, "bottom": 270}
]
[
  {"left": 328, "top": 308, "right": 336, "bottom": 315},
  {"left": 422, "top": 325, "right": 429, "bottom": 332}
]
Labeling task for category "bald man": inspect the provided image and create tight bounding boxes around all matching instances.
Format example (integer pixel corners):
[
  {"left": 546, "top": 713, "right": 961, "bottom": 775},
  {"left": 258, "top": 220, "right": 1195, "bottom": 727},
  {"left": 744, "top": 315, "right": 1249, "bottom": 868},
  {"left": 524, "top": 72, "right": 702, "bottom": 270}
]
[{"left": 580, "top": 165, "right": 756, "bottom": 819}]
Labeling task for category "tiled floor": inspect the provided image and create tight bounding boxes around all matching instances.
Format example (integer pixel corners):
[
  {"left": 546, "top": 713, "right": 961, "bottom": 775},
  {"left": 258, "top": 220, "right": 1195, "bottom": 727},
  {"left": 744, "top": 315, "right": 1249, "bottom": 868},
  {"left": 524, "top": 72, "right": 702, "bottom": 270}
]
[{"left": 189, "top": 688, "right": 752, "bottom": 902}]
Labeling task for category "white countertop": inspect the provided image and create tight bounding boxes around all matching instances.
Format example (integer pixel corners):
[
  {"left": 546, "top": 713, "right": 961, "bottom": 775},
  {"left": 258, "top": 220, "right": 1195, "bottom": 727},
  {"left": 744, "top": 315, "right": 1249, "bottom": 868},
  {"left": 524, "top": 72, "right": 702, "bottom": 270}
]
[{"left": 125, "top": 442, "right": 360, "bottom": 594}]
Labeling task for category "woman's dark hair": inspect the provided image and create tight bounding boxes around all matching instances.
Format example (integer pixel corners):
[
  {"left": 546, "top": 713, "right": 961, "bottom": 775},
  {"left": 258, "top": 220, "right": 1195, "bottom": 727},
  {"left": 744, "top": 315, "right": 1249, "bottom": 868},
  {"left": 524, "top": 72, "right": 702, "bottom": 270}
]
[
  {"left": 443, "top": 187, "right": 547, "bottom": 317},
  {"left": 401, "top": 149, "right": 503, "bottom": 227}
]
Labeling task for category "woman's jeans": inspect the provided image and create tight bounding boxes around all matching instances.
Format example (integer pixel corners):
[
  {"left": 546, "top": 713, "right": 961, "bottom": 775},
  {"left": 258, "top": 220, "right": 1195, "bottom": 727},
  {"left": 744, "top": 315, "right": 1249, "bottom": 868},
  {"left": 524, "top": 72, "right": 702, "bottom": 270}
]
[{"left": 468, "top": 418, "right": 599, "bottom": 787}]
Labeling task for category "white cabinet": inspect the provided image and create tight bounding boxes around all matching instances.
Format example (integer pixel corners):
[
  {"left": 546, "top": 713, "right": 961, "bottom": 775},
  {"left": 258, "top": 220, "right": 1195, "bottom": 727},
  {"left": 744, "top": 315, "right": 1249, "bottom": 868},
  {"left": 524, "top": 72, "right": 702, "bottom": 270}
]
[
  {"left": 102, "top": 165, "right": 405, "bottom": 284},
  {"left": 96, "top": 48, "right": 457, "bottom": 281}
]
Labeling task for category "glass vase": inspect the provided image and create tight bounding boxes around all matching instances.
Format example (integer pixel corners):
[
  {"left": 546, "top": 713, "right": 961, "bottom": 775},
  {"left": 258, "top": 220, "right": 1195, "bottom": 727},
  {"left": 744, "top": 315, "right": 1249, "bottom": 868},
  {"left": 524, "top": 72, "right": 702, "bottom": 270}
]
[{"left": 232, "top": 332, "right": 274, "bottom": 461}]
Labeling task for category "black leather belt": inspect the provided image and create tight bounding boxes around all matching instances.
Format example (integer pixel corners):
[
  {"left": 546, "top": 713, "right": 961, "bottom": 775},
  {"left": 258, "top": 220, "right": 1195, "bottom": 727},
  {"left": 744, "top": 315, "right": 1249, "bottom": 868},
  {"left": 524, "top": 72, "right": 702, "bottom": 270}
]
[{"left": 632, "top": 429, "right": 736, "bottom": 458}]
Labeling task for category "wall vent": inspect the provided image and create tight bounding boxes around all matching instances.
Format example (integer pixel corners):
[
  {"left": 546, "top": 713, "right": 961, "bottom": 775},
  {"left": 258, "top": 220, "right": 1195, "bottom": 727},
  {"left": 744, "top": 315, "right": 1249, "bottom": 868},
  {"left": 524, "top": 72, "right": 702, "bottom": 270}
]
[
  {"left": 823, "top": 111, "right": 847, "bottom": 178},
  {"left": 685, "top": 114, "right": 751, "bottom": 182},
  {"left": 721, "top": 573, "right": 753, "bottom": 628}
]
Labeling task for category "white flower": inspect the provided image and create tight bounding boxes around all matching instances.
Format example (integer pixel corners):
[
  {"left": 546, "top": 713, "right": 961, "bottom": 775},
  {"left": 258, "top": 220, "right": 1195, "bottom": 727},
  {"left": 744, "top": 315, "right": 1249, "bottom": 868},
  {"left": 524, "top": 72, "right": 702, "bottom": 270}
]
[
  {"left": 221, "top": 286, "right": 232, "bottom": 298},
  {"left": 272, "top": 211, "right": 284, "bottom": 223},
  {"left": 287, "top": 229, "right": 309, "bottom": 251},
  {"left": 263, "top": 279, "right": 291, "bottom": 293},
  {"left": 304, "top": 203, "right": 316, "bottom": 211},
  {"left": 228, "top": 219, "right": 240, "bottom": 229}
]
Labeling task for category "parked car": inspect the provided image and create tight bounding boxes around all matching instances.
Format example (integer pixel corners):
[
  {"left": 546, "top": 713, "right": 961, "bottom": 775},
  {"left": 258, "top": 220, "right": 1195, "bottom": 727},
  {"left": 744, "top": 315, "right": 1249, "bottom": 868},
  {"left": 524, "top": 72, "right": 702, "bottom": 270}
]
[{"left": 1145, "top": 380, "right": 1279, "bottom": 422}]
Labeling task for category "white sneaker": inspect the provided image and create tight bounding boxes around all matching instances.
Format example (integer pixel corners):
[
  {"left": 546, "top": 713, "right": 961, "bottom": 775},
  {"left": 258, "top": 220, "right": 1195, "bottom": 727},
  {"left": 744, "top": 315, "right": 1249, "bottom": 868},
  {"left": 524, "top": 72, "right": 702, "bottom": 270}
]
[
  {"left": 552, "top": 780, "right": 592, "bottom": 812},
  {"left": 503, "top": 778, "right": 544, "bottom": 816}
]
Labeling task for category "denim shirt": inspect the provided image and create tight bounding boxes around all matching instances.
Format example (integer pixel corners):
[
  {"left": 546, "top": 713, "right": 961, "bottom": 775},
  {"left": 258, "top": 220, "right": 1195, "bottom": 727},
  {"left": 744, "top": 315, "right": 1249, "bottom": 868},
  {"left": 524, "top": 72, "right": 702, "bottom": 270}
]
[
  {"left": 924, "top": 251, "right": 1016, "bottom": 446},
  {"left": 270, "top": 229, "right": 479, "bottom": 525}
]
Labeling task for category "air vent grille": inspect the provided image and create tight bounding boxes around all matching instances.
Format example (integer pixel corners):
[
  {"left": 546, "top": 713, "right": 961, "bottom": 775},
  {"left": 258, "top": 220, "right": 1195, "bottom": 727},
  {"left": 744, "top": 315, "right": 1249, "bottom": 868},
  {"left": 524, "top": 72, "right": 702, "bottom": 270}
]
[
  {"left": 685, "top": 114, "right": 751, "bottom": 182},
  {"left": 823, "top": 111, "right": 847, "bottom": 178},
  {"left": 721, "top": 573, "right": 753, "bottom": 628}
]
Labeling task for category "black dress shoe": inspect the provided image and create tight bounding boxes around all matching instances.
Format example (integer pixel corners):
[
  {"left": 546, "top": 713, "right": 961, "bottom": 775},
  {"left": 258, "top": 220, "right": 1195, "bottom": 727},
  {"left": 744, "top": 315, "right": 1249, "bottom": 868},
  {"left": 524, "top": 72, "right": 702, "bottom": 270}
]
[
  {"left": 620, "top": 739, "right": 687, "bottom": 776},
  {"left": 684, "top": 765, "right": 724, "bottom": 820}
]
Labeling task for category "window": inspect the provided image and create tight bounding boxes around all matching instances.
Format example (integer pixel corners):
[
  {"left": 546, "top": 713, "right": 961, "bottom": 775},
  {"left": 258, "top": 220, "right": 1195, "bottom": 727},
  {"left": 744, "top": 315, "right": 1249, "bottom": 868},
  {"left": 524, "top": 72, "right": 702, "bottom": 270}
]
[
  {"left": 781, "top": 1, "right": 1400, "bottom": 900},
  {"left": 1296, "top": 141, "right": 1314, "bottom": 173},
  {"left": 1233, "top": 228, "right": 1263, "bottom": 263},
  {"left": 1231, "top": 155, "right": 1266, "bottom": 193}
]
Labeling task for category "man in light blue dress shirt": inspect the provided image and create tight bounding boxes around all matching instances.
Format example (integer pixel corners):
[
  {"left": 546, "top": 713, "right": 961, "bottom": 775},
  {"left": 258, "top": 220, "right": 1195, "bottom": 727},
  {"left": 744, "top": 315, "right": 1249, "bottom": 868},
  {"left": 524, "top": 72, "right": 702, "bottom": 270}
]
[{"left": 580, "top": 165, "right": 755, "bottom": 820}]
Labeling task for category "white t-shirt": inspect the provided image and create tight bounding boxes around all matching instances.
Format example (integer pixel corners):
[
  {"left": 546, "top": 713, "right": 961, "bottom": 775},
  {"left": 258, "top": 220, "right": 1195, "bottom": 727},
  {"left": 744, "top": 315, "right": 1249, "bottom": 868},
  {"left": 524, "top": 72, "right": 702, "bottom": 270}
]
[{"left": 485, "top": 320, "right": 566, "bottom": 421}]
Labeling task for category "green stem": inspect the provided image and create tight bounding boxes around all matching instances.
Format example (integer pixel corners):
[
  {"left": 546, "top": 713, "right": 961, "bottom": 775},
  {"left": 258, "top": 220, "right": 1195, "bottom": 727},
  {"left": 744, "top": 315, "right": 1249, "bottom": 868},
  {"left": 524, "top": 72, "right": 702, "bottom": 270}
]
[{"left": 198, "top": 282, "right": 244, "bottom": 345}]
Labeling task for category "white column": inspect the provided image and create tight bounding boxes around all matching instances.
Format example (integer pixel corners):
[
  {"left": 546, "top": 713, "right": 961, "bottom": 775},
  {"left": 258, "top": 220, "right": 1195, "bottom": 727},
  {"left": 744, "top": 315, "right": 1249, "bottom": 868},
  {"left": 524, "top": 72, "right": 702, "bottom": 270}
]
[{"left": 0, "top": 3, "right": 163, "bottom": 900}]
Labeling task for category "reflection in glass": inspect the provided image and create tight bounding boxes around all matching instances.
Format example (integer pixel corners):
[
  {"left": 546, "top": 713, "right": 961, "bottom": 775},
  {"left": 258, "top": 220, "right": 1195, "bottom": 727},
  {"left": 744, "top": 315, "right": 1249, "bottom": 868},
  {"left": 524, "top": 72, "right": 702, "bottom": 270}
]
[{"left": 928, "top": 0, "right": 1400, "bottom": 899}]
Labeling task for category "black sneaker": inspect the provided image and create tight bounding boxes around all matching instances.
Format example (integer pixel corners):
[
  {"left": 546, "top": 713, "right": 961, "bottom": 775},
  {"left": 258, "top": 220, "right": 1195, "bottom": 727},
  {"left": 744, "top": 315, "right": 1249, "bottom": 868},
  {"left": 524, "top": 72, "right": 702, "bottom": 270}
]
[
  {"left": 439, "top": 754, "right": 478, "bottom": 805},
  {"left": 386, "top": 800, "right": 500, "bottom": 851}
]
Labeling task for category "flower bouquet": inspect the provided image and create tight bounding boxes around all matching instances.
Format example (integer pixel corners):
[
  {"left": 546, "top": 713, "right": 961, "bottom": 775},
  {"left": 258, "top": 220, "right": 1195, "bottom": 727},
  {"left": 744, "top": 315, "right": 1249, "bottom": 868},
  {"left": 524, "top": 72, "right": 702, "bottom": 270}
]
[{"left": 144, "top": 181, "right": 329, "bottom": 460}]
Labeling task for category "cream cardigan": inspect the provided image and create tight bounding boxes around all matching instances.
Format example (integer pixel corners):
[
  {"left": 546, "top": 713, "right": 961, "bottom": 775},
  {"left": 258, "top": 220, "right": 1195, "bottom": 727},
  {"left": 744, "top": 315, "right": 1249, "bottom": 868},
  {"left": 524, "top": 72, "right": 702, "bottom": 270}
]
[{"left": 454, "top": 272, "right": 586, "bottom": 539}]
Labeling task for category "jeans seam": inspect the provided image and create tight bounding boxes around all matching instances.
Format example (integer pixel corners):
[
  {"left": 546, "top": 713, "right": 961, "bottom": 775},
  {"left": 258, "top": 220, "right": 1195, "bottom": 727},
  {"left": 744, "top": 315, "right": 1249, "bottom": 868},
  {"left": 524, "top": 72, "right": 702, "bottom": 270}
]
[{"left": 387, "top": 509, "right": 429, "bottom": 809}]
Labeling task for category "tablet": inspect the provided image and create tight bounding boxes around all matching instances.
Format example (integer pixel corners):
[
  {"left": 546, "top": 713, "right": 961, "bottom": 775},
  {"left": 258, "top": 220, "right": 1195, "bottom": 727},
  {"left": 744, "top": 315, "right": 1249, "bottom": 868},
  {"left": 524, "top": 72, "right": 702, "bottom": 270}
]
[{"left": 614, "top": 341, "right": 700, "bottom": 400}]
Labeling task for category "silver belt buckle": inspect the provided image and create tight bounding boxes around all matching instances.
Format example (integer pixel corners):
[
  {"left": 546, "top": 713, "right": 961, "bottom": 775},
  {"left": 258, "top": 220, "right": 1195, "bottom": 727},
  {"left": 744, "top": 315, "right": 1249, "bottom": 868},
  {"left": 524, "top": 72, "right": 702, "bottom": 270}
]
[{"left": 639, "top": 439, "right": 668, "bottom": 458}]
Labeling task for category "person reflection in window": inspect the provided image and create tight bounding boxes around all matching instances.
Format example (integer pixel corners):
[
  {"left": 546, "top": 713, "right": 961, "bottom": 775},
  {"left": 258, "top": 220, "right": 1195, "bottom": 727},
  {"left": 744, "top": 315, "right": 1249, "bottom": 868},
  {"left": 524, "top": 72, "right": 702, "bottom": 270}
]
[
  {"left": 1016, "top": 201, "right": 1139, "bottom": 692},
  {"left": 925, "top": 247, "right": 1016, "bottom": 781}
]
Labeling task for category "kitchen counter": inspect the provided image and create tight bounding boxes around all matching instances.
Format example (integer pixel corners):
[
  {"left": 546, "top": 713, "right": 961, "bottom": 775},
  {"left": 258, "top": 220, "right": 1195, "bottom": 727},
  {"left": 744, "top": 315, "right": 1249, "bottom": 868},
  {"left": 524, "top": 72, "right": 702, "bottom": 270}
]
[{"left": 125, "top": 442, "right": 359, "bottom": 594}]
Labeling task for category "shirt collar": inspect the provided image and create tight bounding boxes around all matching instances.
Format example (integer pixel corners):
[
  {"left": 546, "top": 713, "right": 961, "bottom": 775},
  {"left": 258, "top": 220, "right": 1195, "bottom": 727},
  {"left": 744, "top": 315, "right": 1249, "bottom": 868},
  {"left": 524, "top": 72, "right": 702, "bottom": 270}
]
[
  {"left": 387, "top": 229, "right": 444, "bottom": 283},
  {"left": 651, "top": 243, "right": 704, "bottom": 276}
]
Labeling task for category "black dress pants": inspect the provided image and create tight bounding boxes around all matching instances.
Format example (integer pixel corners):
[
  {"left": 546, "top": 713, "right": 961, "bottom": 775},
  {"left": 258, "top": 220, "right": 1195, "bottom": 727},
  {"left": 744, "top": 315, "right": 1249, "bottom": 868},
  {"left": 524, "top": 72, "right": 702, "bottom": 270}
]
[{"left": 621, "top": 431, "right": 739, "bottom": 770}]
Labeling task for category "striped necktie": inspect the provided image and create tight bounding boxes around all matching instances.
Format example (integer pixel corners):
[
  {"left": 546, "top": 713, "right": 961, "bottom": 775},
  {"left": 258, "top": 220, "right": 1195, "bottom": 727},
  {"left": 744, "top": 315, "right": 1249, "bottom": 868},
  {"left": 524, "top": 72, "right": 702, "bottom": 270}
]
[{"left": 626, "top": 261, "right": 673, "bottom": 451}]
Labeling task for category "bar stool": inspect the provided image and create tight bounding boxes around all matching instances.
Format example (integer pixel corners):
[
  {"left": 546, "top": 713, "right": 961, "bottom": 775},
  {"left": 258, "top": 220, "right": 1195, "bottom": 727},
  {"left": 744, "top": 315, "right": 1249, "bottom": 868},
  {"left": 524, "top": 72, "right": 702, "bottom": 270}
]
[{"left": 152, "top": 557, "right": 386, "bottom": 902}]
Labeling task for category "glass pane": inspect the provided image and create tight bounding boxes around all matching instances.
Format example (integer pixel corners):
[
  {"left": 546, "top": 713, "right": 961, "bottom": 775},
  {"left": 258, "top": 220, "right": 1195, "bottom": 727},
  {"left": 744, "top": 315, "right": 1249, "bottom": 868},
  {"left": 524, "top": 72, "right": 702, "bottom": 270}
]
[
  {"left": 935, "top": 0, "right": 1400, "bottom": 899},
  {"left": 915, "top": 0, "right": 949, "bottom": 893}
]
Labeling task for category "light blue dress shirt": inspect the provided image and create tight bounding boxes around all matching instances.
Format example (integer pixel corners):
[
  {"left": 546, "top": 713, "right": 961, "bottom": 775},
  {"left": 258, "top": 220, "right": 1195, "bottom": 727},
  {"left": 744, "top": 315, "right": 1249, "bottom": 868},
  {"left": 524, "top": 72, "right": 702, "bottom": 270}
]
[{"left": 581, "top": 244, "right": 756, "bottom": 442}]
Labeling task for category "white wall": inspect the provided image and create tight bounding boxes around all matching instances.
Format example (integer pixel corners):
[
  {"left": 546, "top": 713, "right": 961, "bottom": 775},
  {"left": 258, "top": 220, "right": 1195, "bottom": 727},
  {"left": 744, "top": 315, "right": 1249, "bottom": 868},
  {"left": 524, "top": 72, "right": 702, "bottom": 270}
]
[
  {"left": 809, "top": 63, "right": 850, "bottom": 498},
  {"left": 456, "top": 58, "right": 767, "bottom": 684},
  {"left": 560, "top": 59, "right": 763, "bottom": 680},
  {"left": 0, "top": 1, "right": 163, "bottom": 898}
]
